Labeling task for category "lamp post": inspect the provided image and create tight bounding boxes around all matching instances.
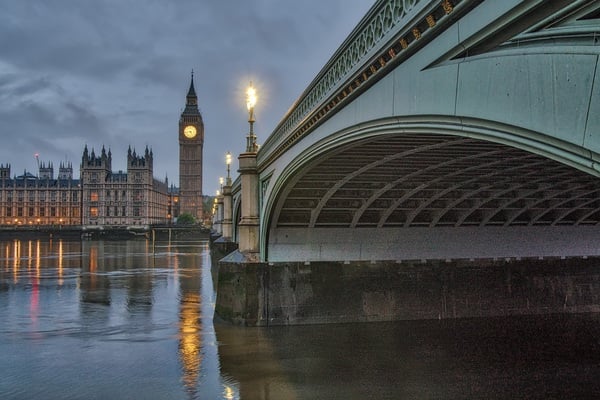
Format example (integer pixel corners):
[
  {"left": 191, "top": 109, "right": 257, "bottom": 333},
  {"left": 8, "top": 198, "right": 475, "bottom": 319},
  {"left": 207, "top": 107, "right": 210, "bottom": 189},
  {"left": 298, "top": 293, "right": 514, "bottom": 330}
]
[
  {"left": 222, "top": 152, "right": 233, "bottom": 241},
  {"left": 215, "top": 187, "right": 224, "bottom": 236},
  {"left": 246, "top": 83, "right": 258, "bottom": 153},
  {"left": 225, "top": 152, "right": 232, "bottom": 185},
  {"left": 237, "top": 82, "right": 261, "bottom": 258},
  {"left": 212, "top": 197, "right": 218, "bottom": 230}
]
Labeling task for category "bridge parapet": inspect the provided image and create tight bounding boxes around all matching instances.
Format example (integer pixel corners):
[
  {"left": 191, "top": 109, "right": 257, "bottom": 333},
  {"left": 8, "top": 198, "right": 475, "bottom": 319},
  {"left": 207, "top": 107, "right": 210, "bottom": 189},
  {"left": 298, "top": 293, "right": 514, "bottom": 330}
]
[{"left": 258, "top": 0, "right": 463, "bottom": 167}]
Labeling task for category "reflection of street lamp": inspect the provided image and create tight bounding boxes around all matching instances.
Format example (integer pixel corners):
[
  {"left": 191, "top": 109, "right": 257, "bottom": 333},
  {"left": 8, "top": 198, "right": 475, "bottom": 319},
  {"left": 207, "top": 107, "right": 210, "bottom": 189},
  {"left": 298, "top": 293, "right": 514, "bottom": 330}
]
[
  {"left": 225, "top": 152, "right": 232, "bottom": 185},
  {"left": 245, "top": 83, "right": 258, "bottom": 152}
]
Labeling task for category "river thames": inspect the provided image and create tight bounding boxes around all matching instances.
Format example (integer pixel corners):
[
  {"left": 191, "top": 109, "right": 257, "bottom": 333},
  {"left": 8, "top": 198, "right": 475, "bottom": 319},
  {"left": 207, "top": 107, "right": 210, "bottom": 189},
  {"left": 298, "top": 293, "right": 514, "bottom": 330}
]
[{"left": 1, "top": 238, "right": 600, "bottom": 399}]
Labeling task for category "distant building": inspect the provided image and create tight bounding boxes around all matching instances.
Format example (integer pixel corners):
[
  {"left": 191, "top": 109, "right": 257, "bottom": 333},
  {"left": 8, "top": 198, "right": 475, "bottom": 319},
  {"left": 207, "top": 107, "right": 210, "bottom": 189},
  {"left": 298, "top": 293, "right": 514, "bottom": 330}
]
[
  {"left": 80, "top": 145, "right": 170, "bottom": 226},
  {"left": 0, "top": 76, "right": 204, "bottom": 228},
  {"left": 0, "top": 145, "right": 172, "bottom": 227},
  {"left": 0, "top": 162, "right": 80, "bottom": 226}
]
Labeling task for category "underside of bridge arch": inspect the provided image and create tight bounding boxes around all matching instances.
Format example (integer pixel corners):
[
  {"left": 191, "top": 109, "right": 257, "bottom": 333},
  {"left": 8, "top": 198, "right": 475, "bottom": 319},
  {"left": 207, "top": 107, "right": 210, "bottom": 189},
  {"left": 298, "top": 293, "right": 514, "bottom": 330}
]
[{"left": 267, "top": 133, "right": 600, "bottom": 262}]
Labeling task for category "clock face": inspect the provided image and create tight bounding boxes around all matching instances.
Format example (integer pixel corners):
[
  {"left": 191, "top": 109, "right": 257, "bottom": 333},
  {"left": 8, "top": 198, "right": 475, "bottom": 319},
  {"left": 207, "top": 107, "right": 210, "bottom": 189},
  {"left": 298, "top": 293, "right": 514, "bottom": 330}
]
[{"left": 183, "top": 125, "right": 197, "bottom": 139}]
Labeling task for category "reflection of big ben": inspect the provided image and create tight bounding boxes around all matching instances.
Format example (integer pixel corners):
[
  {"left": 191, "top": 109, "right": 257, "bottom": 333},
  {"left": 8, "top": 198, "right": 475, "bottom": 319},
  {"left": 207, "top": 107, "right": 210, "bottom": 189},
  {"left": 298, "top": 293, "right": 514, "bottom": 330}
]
[{"left": 179, "top": 72, "right": 204, "bottom": 221}]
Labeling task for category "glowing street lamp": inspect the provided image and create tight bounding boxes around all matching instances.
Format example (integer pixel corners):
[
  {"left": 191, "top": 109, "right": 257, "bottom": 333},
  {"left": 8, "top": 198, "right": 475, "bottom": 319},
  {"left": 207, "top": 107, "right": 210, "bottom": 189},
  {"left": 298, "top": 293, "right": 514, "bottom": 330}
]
[
  {"left": 225, "top": 152, "right": 232, "bottom": 184},
  {"left": 246, "top": 83, "right": 257, "bottom": 113},
  {"left": 219, "top": 177, "right": 224, "bottom": 191},
  {"left": 236, "top": 81, "right": 261, "bottom": 253},
  {"left": 245, "top": 82, "right": 258, "bottom": 152}
]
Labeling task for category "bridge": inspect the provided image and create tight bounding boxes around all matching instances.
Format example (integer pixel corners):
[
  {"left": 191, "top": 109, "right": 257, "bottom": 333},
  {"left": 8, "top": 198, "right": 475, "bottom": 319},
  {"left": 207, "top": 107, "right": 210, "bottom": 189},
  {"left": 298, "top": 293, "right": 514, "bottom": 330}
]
[{"left": 213, "top": 0, "right": 600, "bottom": 325}]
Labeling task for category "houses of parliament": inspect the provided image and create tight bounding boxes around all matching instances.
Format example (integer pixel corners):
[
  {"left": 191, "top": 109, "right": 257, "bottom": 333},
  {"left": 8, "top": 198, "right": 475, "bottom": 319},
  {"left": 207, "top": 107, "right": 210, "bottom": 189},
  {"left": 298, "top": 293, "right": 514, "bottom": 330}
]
[{"left": 0, "top": 75, "right": 205, "bottom": 227}]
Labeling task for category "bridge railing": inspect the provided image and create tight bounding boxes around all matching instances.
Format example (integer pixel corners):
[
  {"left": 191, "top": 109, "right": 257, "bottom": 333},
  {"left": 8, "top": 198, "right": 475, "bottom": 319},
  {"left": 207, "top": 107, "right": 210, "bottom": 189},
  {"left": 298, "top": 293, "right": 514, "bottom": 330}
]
[{"left": 257, "top": 0, "right": 461, "bottom": 167}]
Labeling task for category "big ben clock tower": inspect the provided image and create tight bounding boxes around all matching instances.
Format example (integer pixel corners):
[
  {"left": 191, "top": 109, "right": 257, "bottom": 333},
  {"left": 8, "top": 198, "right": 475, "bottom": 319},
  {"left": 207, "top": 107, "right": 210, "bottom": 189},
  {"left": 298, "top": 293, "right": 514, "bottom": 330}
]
[{"left": 179, "top": 72, "right": 204, "bottom": 222}]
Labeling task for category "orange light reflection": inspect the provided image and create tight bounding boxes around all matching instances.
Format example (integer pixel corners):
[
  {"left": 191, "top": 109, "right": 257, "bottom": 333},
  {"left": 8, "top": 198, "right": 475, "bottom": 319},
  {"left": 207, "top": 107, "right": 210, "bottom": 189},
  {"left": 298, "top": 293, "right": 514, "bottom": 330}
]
[
  {"left": 58, "top": 240, "right": 63, "bottom": 285},
  {"left": 12, "top": 240, "right": 20, "bottom": 284},
  {"left": 179, "top": 293, "right": 201, "bottom": 395}
]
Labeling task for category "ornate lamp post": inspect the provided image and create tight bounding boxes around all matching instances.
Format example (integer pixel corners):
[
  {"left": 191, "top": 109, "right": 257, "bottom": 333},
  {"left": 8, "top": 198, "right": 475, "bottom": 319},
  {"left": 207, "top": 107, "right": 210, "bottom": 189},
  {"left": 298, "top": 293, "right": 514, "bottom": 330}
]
[
  {"left": 222, "top": 152, "right": 233, "bottom": 240},
  {"left": 212, "top": 197, "right": 218, "bottom": 228},
  {"left": 215, "top": 188, "right": 224, "bottom": 235},
  {"left": 225, "top": 152, "right": 232, "bottom": 185},
  {"left": 246, "top": 83, "right": 258, "bottom": 153},
  {"left": 237, "top": 82, "right": 261, "bottom": 257}
]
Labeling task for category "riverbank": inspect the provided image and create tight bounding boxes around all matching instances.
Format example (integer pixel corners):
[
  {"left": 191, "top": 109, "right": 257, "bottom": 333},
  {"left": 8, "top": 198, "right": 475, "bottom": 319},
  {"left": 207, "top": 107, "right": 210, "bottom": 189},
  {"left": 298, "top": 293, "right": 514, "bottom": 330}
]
[{"left": 0, "top": 225, "right": 210, "bottom": 240}]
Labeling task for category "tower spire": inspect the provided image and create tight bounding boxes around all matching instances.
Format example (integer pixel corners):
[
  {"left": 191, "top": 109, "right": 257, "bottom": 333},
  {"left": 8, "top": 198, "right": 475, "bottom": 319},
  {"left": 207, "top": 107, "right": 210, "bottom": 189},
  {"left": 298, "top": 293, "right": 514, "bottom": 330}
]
[
  {"left": 184, "top": 70, "right": 200, "bottom": 112},
  {"left": 187, "top": 70, "right": 197, "bottom": 99}
]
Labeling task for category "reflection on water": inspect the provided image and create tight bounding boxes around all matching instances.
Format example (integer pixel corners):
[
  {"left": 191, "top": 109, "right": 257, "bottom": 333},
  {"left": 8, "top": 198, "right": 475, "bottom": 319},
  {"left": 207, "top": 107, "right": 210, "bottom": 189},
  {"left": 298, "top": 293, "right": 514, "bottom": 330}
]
[
  {"left": 178, "top": 245, "right": 203, "bottom": 399},
  {"left": 215, "top": 314, "right": 600, "bottom": 399},
  {"left": 1, "top": 238, "right": 600, "bottom": 399},
  {"left": 0, "top": 238, "right": 224, "bottom": 400},
  {"left": 179, "top": 292, "right": 201, "bottom": 396}
]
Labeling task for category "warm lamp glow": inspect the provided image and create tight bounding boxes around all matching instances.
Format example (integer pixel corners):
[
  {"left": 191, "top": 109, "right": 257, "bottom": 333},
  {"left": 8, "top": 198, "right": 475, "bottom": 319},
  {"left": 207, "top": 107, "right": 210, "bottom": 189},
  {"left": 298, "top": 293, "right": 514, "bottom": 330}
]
[
  {"left": 244, "top": 81, "right": 258, "bottom": 152},
  {"left": 219, "top": 177, "right": 224, "bottom": 185},
  {"left": 246, "top": 84, "right": 257, "bottom": 111}
]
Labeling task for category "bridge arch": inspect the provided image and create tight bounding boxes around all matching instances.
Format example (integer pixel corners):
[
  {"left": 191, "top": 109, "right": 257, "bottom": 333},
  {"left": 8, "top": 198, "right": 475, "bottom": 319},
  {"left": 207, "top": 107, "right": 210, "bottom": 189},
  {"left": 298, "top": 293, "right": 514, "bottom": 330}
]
[{"left": 261, "top": 116, "right": 600, "bottom": 262}]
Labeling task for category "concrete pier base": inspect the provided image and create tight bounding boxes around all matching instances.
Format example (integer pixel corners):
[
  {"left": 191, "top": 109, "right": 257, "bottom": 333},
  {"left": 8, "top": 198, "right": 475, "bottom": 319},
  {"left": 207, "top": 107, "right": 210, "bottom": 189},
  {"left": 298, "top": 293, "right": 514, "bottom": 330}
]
[
  {"left": 215, "top": 257, "right": 600, "bottom": 326},
  {"left": 211, "top": 236, "right": 238, "bottom": 261}
]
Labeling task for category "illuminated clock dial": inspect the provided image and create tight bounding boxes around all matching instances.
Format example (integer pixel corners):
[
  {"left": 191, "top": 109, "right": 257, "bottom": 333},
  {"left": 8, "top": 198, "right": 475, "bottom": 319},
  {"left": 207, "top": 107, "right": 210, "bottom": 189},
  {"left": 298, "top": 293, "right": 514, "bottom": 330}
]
[{"left": 183, "top": 125, "right": 197, "bottom": 138}]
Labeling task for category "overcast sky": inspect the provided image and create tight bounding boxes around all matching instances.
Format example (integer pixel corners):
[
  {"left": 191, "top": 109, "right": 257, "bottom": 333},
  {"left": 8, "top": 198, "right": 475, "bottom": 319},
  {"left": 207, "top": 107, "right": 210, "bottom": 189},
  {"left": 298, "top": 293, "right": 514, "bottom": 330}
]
[{"left": 0, "top": 0, "right": 375, "bottom": 195}]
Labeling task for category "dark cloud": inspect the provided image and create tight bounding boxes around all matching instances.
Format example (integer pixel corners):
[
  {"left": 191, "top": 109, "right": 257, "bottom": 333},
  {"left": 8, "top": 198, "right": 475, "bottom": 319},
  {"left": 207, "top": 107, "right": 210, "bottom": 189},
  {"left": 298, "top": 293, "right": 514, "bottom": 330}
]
[{"left": 0, "top": 0, "right": 374, "bottom": 192}]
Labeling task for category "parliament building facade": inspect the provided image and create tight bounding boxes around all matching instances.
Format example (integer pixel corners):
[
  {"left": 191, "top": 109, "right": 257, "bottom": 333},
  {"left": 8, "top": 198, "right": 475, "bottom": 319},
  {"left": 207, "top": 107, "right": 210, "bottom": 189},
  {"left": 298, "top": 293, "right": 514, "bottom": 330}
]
[
  {"left": 0, "top": 161, "right": 82, "bottom": 226},
  {"left": 0, "top": 76, "right": 206, "bottom": 227},
  {"left": 80, "top": 145, "right": 171, "bottom": 226},
  {"left": 0, "top": 145, "right": 175, "bottom": 227}
]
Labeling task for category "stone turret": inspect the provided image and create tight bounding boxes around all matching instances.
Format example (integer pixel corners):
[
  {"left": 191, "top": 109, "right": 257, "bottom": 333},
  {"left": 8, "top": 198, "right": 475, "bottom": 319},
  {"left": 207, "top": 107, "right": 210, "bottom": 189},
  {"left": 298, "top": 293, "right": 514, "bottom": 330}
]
[
  {"left": 39, "top": 161, "right": 54, "bottom": 180},
  {"left": 59, "top": 161, "right": 73, "bottom": 180},
  {"left": 127, "top": 146, "right": 153, "bottom": 169},
  {"left": 81, "top": 145, "right": 112, "bottom": 183},
  {"left": 82, "top": 145, "right": 112, "bottom": 170},
  {"left": 0, "top": 164, "right": 10, "bottom": 180}
]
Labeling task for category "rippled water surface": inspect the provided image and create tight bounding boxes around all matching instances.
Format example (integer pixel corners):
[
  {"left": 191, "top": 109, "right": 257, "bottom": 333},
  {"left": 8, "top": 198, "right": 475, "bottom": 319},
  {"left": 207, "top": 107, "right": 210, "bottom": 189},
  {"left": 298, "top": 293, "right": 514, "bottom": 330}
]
[
  {"left": 0, "top": 239, "right": 222, "bottom": 400},
  {"left": 1, "top": 238, "right": 600, "bottom": 399}
]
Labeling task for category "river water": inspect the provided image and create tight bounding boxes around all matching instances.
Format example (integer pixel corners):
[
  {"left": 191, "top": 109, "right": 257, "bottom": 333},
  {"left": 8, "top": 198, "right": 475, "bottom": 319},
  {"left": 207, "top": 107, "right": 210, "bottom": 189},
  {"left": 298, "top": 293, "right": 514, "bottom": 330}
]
[{"left": 1, "top": 238, "right": 599, "bottom": 399}]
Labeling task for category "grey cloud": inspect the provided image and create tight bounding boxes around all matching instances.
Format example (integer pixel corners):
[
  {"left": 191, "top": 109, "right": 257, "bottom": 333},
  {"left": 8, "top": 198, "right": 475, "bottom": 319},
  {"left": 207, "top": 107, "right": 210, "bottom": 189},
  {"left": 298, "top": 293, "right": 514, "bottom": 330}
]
[{"left": 0, "top": 0, "right": 375, "bottom": 192}]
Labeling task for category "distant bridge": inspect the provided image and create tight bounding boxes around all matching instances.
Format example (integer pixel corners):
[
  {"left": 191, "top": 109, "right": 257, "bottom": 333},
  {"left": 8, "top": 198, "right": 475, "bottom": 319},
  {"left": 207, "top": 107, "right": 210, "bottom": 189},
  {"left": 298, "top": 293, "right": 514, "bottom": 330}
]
[{"left": 220, "top": 0, "right": 600, "bottom": 264}]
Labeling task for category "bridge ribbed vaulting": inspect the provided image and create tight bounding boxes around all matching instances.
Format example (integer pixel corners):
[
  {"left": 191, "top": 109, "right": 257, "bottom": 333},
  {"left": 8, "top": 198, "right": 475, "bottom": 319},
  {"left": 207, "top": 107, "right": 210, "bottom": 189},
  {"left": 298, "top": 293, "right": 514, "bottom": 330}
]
[{"left": 276, "top": 134, "right": 600, "bottom": 228}]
